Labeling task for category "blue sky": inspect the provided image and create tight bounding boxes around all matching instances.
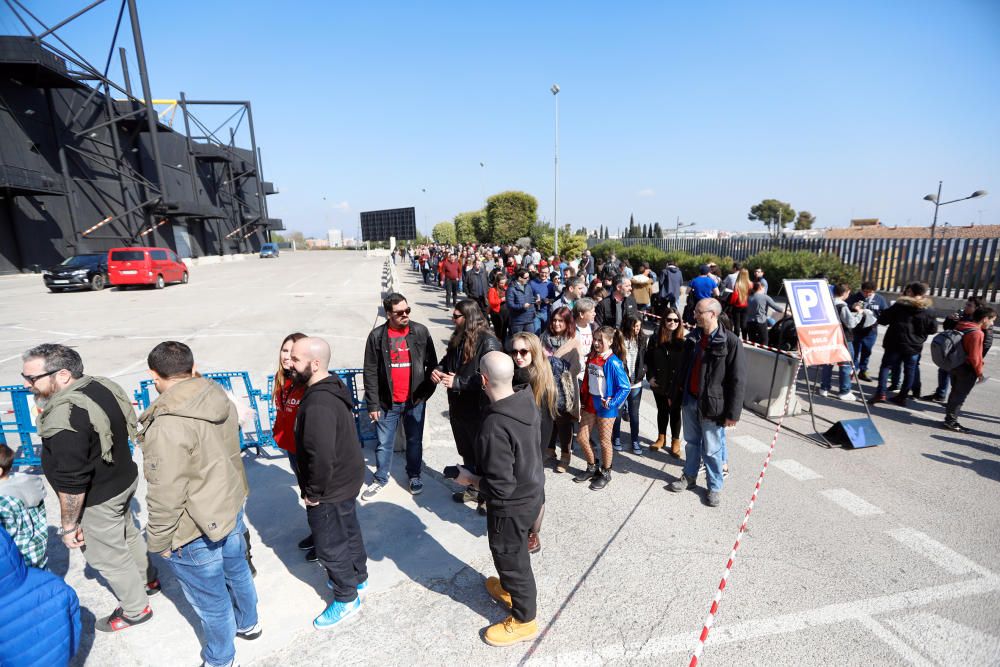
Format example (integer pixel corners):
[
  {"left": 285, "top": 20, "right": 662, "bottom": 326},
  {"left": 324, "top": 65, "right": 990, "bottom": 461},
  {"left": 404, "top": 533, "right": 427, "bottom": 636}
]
[{"left": 6, "top": 1, "right": 999, "bottom": 238}]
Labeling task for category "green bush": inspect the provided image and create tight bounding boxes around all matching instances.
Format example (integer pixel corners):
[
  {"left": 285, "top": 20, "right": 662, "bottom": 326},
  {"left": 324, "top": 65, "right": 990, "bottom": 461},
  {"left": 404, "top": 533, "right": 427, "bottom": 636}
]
[
  {"left": 588, "top": 241, "right": 626, "bottom": 260},
  {"left": 744, "top": 250, "right": 860, "bottom": 290},
  {"left": 620, "top": 244, "right": 667, "bottom": 271}
]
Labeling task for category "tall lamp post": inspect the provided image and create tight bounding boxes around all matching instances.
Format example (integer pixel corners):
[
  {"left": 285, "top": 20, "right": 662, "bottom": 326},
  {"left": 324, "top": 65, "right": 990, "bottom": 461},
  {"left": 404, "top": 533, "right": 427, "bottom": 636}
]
[
  {"left": 551, "top": 83, "right": 560, "bottom": 256},
  {"left": 923, "top": 181, "right": 987, "bottom": 239}
]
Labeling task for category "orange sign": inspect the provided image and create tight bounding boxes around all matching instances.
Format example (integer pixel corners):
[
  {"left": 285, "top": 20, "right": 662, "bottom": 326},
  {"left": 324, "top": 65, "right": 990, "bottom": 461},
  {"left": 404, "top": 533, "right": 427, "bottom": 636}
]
[{"left": 784, "top": 279, "right": 853, "bottom": 366}]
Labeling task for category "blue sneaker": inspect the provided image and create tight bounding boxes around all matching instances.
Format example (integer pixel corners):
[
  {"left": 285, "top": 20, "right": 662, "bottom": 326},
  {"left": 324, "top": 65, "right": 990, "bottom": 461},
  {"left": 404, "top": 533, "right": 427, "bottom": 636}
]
[
  {"left": 313, "top": 597, "right": 361, "bottom": 630},
  {"left": 613, "top": 442, "right": 624, "bottom": 452},
  {"left": 326, "top": 578, "right": 369, "bottom": 599}
]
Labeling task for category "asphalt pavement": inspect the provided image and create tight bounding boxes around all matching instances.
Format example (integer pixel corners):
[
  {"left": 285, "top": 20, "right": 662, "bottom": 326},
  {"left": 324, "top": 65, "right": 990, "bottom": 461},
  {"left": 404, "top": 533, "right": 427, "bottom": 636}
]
[{"left": 0, "top": 251, "right": 997, "bottom": 666}]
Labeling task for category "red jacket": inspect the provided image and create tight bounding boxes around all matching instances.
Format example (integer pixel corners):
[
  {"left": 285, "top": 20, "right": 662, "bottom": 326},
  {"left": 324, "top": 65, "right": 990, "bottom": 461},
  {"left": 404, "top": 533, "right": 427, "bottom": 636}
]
[
  {"left": 956, "top": 320, "right": 985, "bottom": 377},
  {"left": 487, "top": 286, "right": 505, "bottom": 313},
  {"left": 272, "top": 379, "right": 305, "bottom": 453},
  {"left": 441, "top": 259, "right": 462, "bottom": 281}
]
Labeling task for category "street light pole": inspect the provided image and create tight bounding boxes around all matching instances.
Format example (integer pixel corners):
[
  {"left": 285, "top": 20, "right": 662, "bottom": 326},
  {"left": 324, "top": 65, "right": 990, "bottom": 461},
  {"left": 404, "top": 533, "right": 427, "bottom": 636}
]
[
  {"left": 922, "top": 181, "right": 988, "bottom": 293},
  {"left": 551, "top": 84, "right": 560, "bottom": 257}
]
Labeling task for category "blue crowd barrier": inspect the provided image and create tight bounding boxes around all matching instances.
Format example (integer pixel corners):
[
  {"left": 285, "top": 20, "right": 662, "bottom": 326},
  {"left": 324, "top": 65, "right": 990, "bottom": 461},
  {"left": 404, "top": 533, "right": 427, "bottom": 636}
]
[
  {"left": 266, "top": 368, "right": 376, "bottom": 445},
  {"left": 1, "top": 385, "right": 40, "bottom": 467}
]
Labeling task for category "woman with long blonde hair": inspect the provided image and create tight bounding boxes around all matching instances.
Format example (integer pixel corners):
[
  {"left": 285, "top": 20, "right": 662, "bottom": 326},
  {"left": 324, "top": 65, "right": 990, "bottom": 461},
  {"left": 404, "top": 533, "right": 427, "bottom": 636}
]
[{"left": 728, "top": 268, "right": 752, "bottom": 339}]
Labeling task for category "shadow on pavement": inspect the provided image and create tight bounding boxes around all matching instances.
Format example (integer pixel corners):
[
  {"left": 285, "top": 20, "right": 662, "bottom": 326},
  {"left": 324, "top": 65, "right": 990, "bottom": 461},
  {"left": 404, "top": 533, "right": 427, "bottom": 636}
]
[
  {"left": 923, "top": 451, "right": 1000, "bottom": 483},
  {"left": 357, "top": 500, "right": 491, "bottom": 620},
  {"left": 68, "top": 607, "right": 96, "bottom": 667},
  {"left": 932, "top": 434, "right": 1000, "bottom": 457}
]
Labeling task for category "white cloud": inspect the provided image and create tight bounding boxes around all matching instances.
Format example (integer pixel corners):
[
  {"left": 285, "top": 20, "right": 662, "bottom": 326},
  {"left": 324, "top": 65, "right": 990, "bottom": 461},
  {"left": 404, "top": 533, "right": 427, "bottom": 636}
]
[
  {"left": 637, "top": 188, "right": 655, "bottom": 198},
  {"left": 331, "top": 200, "right": 350, "bottom": 211}
]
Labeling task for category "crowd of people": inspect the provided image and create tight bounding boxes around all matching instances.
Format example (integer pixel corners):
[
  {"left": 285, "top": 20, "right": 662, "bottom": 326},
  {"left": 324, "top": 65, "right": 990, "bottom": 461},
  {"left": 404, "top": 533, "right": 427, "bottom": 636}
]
[{"left": 1, "top": 242, "right": 994, "bottom": 666}]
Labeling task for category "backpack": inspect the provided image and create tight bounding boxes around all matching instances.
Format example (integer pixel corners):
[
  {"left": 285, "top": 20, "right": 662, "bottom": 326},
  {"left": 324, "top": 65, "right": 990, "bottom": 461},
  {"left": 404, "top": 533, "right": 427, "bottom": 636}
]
[
  {"left": 930, "top": 329, "right": 972, "bottom": 371},
  {"left": 549, "top": 355, "right": 580, "bottom": 419}
]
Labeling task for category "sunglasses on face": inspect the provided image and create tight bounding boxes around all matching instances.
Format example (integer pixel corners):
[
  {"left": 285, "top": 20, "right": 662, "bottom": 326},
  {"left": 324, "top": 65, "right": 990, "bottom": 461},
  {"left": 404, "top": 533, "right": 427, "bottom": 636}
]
[
  {"left": 665, "top": 317, "right": 679, "bottom": 323},
  {"left": 511, "top": 349, "right": 530, "bottom": 357},
  {"left": 452, "top": 313, "right": 464, "bottom": 320},
  {"left": 391, "top": 308, "right": 411, "bottom": 316},
  {"left": 21, "top": 369, "right": 59, "bottom": 384}
]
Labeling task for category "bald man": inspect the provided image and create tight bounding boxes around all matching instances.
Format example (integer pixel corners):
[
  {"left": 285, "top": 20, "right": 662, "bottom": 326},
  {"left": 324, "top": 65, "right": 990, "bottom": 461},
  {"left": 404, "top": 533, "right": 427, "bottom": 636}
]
[
  {"left": 290, "top": 337, "right": 369, "bottom": 630},
  {"left": 455, "top": 351, "right": 543, "bottom": 646}
]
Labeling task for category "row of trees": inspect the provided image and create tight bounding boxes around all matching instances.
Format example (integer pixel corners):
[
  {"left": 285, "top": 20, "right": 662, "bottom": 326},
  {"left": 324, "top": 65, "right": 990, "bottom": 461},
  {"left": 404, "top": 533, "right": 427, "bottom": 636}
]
[
  {"left": 748, "top": 199, "right": 816, "bottom": 234},
  {"left": 430, "top": 190, "right": 589, "bottom": 259}
]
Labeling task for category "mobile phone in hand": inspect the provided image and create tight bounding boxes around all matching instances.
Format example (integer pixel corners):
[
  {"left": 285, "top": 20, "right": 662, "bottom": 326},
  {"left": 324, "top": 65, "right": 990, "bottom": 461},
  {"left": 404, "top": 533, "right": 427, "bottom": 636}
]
[{"left": 443, "top": 465, "right": 460, "bottom": 479}]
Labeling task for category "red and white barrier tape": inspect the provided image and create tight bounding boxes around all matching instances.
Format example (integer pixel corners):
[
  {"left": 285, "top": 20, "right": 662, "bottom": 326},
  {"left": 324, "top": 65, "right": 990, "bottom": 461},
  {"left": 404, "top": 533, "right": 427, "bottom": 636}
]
[
  {"left": 139, "top": 219, "right": 169, "bottom": 237},
  {"left": 688, "top": 355, "right": 803, "bottom": 667},
  {"left": 81, "top": 215, "right": 113, "bottom": 237}
]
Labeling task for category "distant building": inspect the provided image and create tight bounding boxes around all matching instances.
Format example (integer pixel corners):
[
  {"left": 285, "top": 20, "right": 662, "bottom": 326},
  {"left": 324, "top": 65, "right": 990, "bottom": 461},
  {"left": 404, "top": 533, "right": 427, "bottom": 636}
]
[
  {"left": 328, "top": 229, "right": 344, "bottom": 247},
  {"left": 826, "top": 223, "right": 1000, "bottom": 239},
  {"left": 304, "top": 238, "right": 330, "bottom": 249}
]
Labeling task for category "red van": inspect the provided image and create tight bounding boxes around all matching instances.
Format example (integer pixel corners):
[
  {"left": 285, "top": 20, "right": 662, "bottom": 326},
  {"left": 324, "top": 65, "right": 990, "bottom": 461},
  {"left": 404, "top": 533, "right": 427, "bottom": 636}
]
[{"left": 107, "top": 247, "right": 189, "bottom": 289}]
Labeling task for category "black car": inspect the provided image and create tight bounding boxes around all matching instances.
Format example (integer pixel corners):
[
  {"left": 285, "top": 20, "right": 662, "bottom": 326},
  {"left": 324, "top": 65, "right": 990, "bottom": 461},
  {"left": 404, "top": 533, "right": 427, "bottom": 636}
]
[{"left": 42, "top": 254, "right": 109, "bottom": 292}]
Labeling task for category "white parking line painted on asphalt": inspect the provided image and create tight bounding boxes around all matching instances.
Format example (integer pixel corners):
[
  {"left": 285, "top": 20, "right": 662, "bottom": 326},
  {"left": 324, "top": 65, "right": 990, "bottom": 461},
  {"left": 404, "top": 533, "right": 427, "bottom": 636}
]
[
  {"left": 771, "top": 459, "right": 823, "bottom": 481},
  {"left": 521, "top": 577, "right": 1000, "bottom": 666},
  {"left": 856, "top": 615, "right": 935, "bottom": 667},
  {"left": 888, "top": 527, "right": 994, "bottom": 577},
  {"left": 732, "top": 435, "right": 771, "bottom": 453},
  {"left": 820, "top": 488, "right": 885, "bottom": 516},
  {"left": 884, "top": 612, "right": 1000, "bottom": 666}
]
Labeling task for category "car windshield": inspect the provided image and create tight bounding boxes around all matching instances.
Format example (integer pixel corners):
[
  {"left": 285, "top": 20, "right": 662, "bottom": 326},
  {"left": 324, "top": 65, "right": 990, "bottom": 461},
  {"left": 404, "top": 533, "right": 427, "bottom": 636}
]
[
  {"left": 58, "top": 255, "right": 102, "bottom": 267},
  {"left": 110, "top": 251, "right": 145, "bottom": 261}
]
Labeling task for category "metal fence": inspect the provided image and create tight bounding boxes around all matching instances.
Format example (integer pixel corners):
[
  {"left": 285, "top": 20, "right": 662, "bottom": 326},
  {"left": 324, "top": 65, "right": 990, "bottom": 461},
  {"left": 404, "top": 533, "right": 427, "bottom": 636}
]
[{"left": 591, "top": 236, "right": 999, "bottom": 301}]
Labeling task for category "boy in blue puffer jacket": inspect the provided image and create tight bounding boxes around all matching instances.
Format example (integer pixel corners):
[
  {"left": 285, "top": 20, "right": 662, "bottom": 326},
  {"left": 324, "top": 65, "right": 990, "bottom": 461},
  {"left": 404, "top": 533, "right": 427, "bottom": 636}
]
[{"left": 0, "top": 525, "right": 81, "bottom": 667}]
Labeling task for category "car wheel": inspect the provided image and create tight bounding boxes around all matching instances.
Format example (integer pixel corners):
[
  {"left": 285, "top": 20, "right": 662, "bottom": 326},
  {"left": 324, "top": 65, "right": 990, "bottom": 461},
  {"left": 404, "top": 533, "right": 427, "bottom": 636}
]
[
  {"left": 155, "top": 275, "right": 165, "bottom": 289},
  {"left": 90, "top": 274, "right": 106, "bottom": 291},
  {"left": 181, "top": 271, "right": 189, "bottom": 284}
]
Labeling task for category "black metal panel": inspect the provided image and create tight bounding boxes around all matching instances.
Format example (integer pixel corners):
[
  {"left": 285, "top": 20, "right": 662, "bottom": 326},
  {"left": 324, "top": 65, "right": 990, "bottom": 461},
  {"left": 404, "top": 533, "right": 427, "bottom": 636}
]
[{"left": 361, "top": 206, "right": 417, "bottom": 241}]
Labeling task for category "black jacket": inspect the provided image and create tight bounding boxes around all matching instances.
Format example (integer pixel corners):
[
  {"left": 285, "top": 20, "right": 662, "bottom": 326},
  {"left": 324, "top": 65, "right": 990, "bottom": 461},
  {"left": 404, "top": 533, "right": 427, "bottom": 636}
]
[
  {"left": 474, "top": 388, "right": 544, "bottom": 516},
  {"left": 672, "top": 326, "right": 746, "bottom": 425},
  {"left": 645, "top": 336, "right": 685, "bottom": 396},
  {"left": 878, "top": 296, "right": 938, "bottom": 355},
  {"left": 595, "top": 294, "right": 639, "bottom": 328},
  {"left": 437, "top": 331, "right": 503, "bottom": 394},
  {"left": 294, "top": 375, "right": 365, "bottom": 503},
  {"left": 464, "top": 269, "right": 489, "bottom": 301},
  {"left": 363, "top": 321, "right": 438, "bottom": 412},
  {"left": 623, "top": 334, "right": 648, "bottom": 384}
]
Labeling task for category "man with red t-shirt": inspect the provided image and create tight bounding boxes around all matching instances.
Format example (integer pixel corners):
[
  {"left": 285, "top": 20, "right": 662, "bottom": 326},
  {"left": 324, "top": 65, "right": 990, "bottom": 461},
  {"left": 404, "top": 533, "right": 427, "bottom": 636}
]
[{"left": 362, "top": 293, "right": 438, "bottom": 500}]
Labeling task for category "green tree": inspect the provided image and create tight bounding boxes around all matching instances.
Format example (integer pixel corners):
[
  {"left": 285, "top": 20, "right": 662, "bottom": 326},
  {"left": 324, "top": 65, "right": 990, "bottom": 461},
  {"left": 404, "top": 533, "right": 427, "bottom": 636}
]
[
  {"left": 432, "top": 221, "right": 456, "bottom": 244},
  {"left": 286, "top": 231, "right": 305, "bottom": 245},
  {"left": 574, "top": 226, "right": 588, "bottom": 236},
  {"left": 653, "top": 222, "right": 662, "bottom": 238},
  {"left": 643, "top": 223, "right": 650, "bottom": 238},
  {"left": 484, "top": 191, "right": 537, "bottom": 244},
  {"left": 748, "top": 199, "right": 796, "bottom": 236},
  {"left": 453, "top": 211, "right": 479, "bottom": 243},
  {"left": 603, "top": 226, "right": 609, "bottom": 239},
  {"left": 795, "top": 211, "right": 816, "bottom": 230}
]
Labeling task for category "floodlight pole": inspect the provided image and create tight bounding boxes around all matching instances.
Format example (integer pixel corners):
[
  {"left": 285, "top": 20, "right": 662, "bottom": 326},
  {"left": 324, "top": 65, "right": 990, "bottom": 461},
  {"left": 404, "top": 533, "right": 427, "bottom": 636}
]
[
  {"left": 551, "top": 84, "right": 560, "bottom": 257},
  {"left": 126, "top": 0, "right": 167, "bottom": 208}
]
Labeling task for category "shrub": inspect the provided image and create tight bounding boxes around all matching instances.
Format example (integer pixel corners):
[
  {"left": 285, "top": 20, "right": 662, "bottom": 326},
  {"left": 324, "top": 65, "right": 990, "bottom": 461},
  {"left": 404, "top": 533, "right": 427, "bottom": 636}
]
[{"left": 744, "top": 250, "right": 860, "bottom": 292}]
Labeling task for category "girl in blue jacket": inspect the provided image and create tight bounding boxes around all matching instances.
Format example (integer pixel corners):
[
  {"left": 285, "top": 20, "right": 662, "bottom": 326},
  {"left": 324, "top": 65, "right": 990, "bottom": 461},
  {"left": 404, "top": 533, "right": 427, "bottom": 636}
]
[{"left": 573, "top": 326, "right": 630, "bottom": 490}]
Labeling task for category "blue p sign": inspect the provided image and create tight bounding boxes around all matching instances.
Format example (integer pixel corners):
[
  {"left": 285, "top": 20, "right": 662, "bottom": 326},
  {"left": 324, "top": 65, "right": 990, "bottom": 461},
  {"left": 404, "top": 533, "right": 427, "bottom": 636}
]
[{"left": 790, "top": 281, "right": 830, "bottom": 325}]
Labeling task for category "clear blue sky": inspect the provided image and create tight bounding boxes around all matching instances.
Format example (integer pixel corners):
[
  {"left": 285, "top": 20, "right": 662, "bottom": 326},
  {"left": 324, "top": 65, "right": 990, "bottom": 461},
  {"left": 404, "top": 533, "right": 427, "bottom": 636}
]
[{"left": 6, "top": 1, "right": 999, "bottom": 238}]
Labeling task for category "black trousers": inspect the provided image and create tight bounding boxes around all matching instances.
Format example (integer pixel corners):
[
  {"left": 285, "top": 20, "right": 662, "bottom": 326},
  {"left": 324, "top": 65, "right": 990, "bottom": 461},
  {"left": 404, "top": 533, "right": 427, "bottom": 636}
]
[
  {"left": 652, "top": 392, "right": 682, "bottom": 439},
  {"left": 444, "top": 279, "right": 459, "bottom": 306},
  {"left": 307, "top": 499, "right": 368, "bottom": 602},
  {"left": 487, "top": 503, "right": 540, "bottom": 622},
  {"left": 747, "top": 321, "right": 769, "bottom": 346},
  {"left": 945, "top": 364, "right": 978, "bottom": 420}
]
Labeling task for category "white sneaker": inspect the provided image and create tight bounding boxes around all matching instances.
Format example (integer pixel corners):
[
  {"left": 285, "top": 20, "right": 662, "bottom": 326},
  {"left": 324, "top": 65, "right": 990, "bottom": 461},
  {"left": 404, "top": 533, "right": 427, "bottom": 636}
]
[
  {"left": 818, "top": 389, "right": 829, "bottom": 397},
  {"left": 836, "top": 391, "right": 856, "bottom": 402}
]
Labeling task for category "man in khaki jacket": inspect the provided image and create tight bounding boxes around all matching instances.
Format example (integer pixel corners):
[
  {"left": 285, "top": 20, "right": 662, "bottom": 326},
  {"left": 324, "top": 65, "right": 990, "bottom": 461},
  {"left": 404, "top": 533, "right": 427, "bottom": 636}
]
[{"left": 139, "top": 341, "right": 259, "bottom": 667}]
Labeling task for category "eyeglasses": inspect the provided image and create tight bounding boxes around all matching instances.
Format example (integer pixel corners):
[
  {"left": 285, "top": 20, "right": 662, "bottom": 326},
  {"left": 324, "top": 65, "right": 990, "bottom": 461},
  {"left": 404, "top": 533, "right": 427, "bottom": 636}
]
[
  {"left": 665, "top": 318, "right": 680, "bottom": 323},
  {"left": 511, "top": 349, "right": 530, "bottom": 357},
  {"left": 391, "top": 307, "right": 411, "bottom": 316},
  {"left": 451, "top": 313, "right": 464, "bottom": 320},
  {"left": 21, "top": 369, "right": 59, "bottom": 384}
]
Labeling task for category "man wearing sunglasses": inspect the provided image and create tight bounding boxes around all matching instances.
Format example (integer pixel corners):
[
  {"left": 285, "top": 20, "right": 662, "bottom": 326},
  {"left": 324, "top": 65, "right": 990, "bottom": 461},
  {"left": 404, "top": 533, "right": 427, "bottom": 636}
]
[
  {"left": 362, "top": 293, "right": 439, "bottom": 500},
  {"left": 22, "top": 343, "right": 157, "bottom": 632}
]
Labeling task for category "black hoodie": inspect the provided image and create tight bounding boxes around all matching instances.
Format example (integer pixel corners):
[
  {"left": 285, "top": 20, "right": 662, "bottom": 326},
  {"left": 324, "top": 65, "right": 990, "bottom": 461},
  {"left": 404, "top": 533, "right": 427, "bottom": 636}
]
[
  {"left": 878, "top": 296, "right": 938, "bottom": 355},
  {"left": 294, "top": 375, "right": 365, "bottom": 503},
  {"left": 474, "top": 388, "right": 544, "bottom": 516}
]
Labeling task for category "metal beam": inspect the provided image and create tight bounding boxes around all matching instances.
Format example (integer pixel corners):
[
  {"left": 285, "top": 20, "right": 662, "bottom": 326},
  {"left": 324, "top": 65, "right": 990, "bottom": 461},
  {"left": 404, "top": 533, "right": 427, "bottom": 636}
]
[
  {"left": 37, "top": 0, "right": 109, "bottom": 39},
  {"left": 126, "top": 0, "right": 167, "bottom": 204}
]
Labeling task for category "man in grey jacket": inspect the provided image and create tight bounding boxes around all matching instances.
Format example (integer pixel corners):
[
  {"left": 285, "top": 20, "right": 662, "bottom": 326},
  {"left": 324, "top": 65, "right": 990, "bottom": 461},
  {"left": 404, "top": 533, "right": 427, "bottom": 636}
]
[{"left": 140, "top": 341, "right": 259, "bottom": 667}]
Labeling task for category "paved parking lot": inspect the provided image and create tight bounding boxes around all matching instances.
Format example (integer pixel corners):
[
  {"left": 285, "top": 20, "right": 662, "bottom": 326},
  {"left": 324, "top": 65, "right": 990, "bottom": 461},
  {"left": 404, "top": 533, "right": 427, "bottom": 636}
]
[{"left": 1, "top": 252, "right": 998, "bottom": 666}]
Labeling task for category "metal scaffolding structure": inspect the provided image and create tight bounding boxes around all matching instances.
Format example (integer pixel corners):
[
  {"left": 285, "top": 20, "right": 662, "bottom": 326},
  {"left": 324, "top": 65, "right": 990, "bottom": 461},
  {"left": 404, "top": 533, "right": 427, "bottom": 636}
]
[{"left": 0, "top": 0, "right": 282, "bottom": 273}]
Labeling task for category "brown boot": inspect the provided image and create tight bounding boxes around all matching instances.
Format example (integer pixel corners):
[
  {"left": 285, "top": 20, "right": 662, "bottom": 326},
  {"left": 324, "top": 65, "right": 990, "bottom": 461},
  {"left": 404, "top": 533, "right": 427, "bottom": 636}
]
[
  {"left": 670, "top": 439, "right": 682, "bottom": 459},
  {"left": 650, "top": 434, "right": 666, "bottom": 451},
  {"left": 555, "top": 451, "right": 571, "bottom": 473}
]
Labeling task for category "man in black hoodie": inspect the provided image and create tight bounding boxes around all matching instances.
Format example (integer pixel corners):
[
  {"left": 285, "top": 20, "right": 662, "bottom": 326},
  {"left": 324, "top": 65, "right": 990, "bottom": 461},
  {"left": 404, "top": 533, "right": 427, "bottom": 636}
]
[
  {"left": 871, "top": 283, "right": 938, "bottom": 405},
  {"left": 455, "top": 351, "right": 543, "bottom": 647},
  {"left": 290, "top": 337, "right": 368, "bottom": 631}
]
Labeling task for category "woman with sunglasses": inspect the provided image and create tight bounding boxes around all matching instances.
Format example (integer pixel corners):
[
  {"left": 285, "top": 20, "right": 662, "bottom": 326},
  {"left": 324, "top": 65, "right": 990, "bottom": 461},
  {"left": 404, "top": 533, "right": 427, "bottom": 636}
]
[
  {"left": 509, "top": 333, "right": 556, "bottom": 553},
  {"left": 645, "top": 307, "right": 686, "bottom": 458},
  {"left": 612, "top": 315, "right": 648, "bottom": 455},
  {"left": 574, "top": 326, "right": 629, "bottom": 490},
  {"left": 432, "top": 299, "right": 502, "bottom": 514}
]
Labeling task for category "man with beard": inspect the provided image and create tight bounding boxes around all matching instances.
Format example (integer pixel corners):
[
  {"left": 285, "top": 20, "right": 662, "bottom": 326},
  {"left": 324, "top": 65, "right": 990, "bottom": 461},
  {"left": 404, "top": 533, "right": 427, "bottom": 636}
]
[
  {"left": 291, "top": 337, "right": 369, "bottom": 630},
  {"left": 21, "top": 343, "right": 157, "bottom": 632}
]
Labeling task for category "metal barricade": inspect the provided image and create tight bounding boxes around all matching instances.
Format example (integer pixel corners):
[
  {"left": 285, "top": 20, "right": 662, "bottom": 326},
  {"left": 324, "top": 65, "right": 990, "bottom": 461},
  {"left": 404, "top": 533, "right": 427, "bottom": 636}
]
[
  {"left": 0, "top": 385, "right": 40, "bottom": 468},
  {"left": 266, "top": 368, "right": 375, "bottom": 445}
]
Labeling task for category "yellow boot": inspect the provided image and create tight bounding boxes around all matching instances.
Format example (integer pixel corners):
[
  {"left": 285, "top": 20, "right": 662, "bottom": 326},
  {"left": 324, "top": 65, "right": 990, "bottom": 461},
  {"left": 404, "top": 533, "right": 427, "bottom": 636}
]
[
  {"left": 670, "top": 438, "right": 682, "bottom": 459},
  {"left": 483, "top": 616, "right": 539, "bottom": 647},
  {"left": 485, "top": 576, "right": 511, "bottom": 609},
  {"left": 650, "top": 434, "right": 666, "bottom": 451}
]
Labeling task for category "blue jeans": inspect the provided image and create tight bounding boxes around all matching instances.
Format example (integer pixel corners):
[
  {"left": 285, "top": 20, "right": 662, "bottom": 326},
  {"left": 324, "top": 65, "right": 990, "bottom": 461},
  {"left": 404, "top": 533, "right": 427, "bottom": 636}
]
[
  {"left": 681, "top": 394, "right": 726, "bottom": 492},
  {"left": 851, "top": 330, "right": 877, "bottom": 372},
  {"left": 373, "top": 401, "right": 426, "bottom": 485},
  {"left": 167, "top": 512, "right": 258, "bottom": 667},
  {"left": 876, "top": 350, "right": 919, "bottom": 397},
  {"left": 933, "top": 367, "right": 951, "bottom": 398},
  {"left": 612, "top": 386, "right": 643, "bottom": 447},
  {"left": 820, "top": 363, "right": 852, "bottom": 394}
]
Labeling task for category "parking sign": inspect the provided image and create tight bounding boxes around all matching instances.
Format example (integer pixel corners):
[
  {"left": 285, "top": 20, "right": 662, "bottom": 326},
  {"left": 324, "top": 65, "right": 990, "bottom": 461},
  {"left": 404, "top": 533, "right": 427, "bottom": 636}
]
[{"left": 784, "top": 279, "right": 853, "bottom": 366}]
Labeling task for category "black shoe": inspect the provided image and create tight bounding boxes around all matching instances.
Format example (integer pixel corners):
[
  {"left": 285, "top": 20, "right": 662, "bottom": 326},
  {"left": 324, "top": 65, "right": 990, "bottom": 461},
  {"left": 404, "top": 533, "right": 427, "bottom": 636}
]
[
  {"left": 298, "top": 535, "right": 314, "bottom": 551},
  {"left": 858, "top": 371, "right": 873, "bottom": 382},
  {"left": 145, "top": 579, "right": 161, "bottom": 597},
  {"left": 236, "top": 622, "right": 262, "bottom": 640},
  {"left": 589, "top": 467, "right": 611, "bottom": 491},
  {"left": 573, "top": 463, "right": 597, "bottom": 483},
  {"left": 888, "top": 384, "right": 900, "bottom": 392},
  {"left": 943, "top": 419, "right": 971, "bottom": 434},
  {"left": 889, "top": 395, "right": 908, "bottom": 407},
  {"left": 305, "top": 547, "right": 318, "bottom": 563},
  {"left": 921, "top": 393, "right": 945, "bottom": 403}
]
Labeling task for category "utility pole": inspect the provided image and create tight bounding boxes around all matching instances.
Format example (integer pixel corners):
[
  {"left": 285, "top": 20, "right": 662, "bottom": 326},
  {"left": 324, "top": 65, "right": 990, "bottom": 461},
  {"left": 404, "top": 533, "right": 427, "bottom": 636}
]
[{"left": 551, "top": 84, "right": 560, "bottom": 256}]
